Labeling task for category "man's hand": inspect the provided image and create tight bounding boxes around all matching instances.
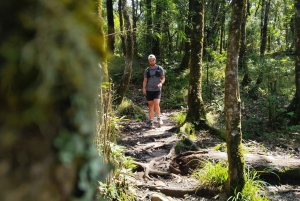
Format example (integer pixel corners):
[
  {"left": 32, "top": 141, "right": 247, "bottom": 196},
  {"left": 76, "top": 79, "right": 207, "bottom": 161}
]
[
  {"left": 142, "top": 88, "right": 146, "bottom": 94},
  {"left": 158, "top": 83, "right": 163, "bottom": 88}
]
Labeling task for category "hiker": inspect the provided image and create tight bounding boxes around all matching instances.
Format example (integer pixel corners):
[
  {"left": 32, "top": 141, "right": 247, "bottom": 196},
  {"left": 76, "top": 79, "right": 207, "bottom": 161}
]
[{"left": 142, "top": 54, "right": 165, "bottom": 129}]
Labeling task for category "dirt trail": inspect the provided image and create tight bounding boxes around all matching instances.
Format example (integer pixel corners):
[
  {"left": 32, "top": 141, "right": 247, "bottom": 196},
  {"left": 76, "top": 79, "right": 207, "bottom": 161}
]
[{"left": 117, "top": 110, "right": 300, "bottom": 201}]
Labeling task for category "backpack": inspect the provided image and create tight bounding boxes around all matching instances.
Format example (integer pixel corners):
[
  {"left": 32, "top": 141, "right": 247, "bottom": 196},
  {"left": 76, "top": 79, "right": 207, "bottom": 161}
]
[{"left": 146, "top": 65, "right": 161, "bottom": 79}]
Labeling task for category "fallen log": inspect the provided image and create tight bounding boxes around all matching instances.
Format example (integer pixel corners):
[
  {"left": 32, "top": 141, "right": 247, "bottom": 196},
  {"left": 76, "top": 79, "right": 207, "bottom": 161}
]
[{"left": 169, "top": 150, "right": 300, "bottom": 184}]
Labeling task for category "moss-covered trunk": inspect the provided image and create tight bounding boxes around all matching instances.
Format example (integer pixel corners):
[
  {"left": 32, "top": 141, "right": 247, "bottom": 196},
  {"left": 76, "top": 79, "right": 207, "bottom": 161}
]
[
  {"left": 185, "top": 0, "right": 207, "bottom": 130},
  {"left": 224, "top": 0, "right": 246, "bottom": 198},
  {"left": 287, "top": 1, "right": 300, "bottom": 124},
  {"left": 115, "top": 0, "right": 134, "bottom": 105},
  {"left": 0, "top": 1, "right": 108, "bottom": 200}
]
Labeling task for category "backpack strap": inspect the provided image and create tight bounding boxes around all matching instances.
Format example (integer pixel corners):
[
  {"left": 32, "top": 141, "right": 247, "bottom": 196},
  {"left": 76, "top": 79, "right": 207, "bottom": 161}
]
[
  {"left": 147, "top": 65, "right": 161, "bottom": 79},
  {"left": 146, "top": 67, "right": 150, "bottom": 78}
]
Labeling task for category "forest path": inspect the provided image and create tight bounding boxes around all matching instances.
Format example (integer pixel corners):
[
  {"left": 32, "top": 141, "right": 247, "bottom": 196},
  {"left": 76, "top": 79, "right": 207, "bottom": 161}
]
[{"left": 117, "top": 107, "right": 300, "bottom": 201}]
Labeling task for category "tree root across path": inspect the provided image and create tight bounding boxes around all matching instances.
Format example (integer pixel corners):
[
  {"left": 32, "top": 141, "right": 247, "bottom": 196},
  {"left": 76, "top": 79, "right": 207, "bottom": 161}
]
[
  {"left": 136, "top": 184, "right": 221, "bottom": 198},
  {"left": 133, "top": 160, "right": 181, "bottom": 181}
]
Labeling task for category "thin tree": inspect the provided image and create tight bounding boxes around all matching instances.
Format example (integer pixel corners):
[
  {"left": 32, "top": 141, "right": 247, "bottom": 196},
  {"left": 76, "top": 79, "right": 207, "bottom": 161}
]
[
  {"left": 106, "top": 0, "right": 115, "bottom": 53},
  {"left": 250, "top": 0, "right": 271, "bottom": 99},
  {"left": 204, "top": 0, "right": 227, "bottom": 52},
  {"left": 178, "top": 0, "right": 192, "bottom": 72},
  {"left": 286, "top": 0, "right": 300, "bottom": 124},
  {"left": 146, "top": 0, "right": 153, "bottom": 54},
  {"left": 132, "top": 0, "right": 138, "bottom": 56},
  {"left": 240, "top": 0, "right": 252, "bottom": 87},
  {"left": 185, "top": 0, "right": 210, "bottom": 130},
  {"left": 114, "top": 0, "right": 134, "bottom": 105},
  {"left": 98, "top": 0, "right": 109, "bottom": 82},
  {"left": 223, "top": 0, "right": 246, "bottom": 198},
  {"left": 119, "top": 0, "right": 126, "bottom": 56},
  {"left": 152, "top": 0, "right": 163, "bottom": 56}
]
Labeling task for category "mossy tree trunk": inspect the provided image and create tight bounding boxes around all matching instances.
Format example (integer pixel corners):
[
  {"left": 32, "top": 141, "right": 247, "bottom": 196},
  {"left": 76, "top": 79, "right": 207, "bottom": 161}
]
[
  {"left": 185, "top": 0, "right": 209, "bottom": 130},
  {"left": 114, "top": 0, "right": 134, "bottom": 105},
  {"left": 224, "top": 0, "right": 246, "bottom": 198},
  {"left": 0, "top": 1, "right": 109, "bottom": 200},
  {"left": 286, "top": 0, "right": 300, "bottom": 125}
]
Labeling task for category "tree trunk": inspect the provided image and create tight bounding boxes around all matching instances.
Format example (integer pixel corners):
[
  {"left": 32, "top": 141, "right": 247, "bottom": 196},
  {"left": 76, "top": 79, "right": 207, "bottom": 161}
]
[
  {"left": 0, "top": 1, "right": 108, "bottom": 200},
  {"left": 114, "top": 0, "right": 134, "bottom": 105},
  {"left": 185, "top": 0, "right": 208, "bottom": 130},
  {"left": 204, "top": 0, "right": 227, "bottom": 52},
  {"left": 98, "top": 0, "right": 109, "bottom": 82},
  {"left": 106, "top": 0, "right": 115, "bottom": 53},
  {"left": 240, "top": 0, "right": 252, "bottom": 87},
  {"left": 286, "top": 0, "right": 300, "bottom": 125},
  {"left": 146, "top": 0, "right": 153, "bottom": 54},
  {"left": 260, "top": 0, "right": 270, "bottom": 56},
  {"left": 119, "top": 0, "right": 126, "bottom": 56},
  {"left": 178, "top": 0, "right": 192, "bottom": 72},
  {"left": 152, "top": 1, "right": 162, "bottom": 56},
  {"left": 132, "top": 0, "right": 138, "bottom": 56},
  {"left": 224, "top": 0, "right": 246, "bottom": 198}
]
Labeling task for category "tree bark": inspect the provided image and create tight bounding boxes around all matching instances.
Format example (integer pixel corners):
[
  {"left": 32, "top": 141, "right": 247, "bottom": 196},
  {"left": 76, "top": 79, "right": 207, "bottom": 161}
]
[
  {"left": 185, "top": 0, "right": 208, "bottom": 130},
  {"left": 0, "top": 1, "right": 108, "bottom": 200},
  {"left": 115, "top": 0, "right": 134, "bottom": 105},
  {"left": 240, "top": 0, "right": 252, "bottom": 87},
  {"left": 224, "top": 0, "right": 246, "bottom": 198},
  {"left": 118, "top": 0, "right": 126, "bottom": 56},
  {"left": 106, "top": 0, "right": 115, "bottom": 53},
  {"left": 286, "top": 0, "right": 300, "bottom": 124}
]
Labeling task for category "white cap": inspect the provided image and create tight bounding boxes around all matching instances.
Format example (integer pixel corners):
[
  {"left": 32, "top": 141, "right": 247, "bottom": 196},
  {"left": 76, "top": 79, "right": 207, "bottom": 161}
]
[{"left": 148, "top": 54, "right": 156, "bottom": 59}]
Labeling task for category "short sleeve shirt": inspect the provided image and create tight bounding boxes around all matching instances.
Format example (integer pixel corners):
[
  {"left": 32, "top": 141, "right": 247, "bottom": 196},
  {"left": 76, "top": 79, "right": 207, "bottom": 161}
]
[{"left": 144, "top": 65, "right": 165, "bottom": 91}]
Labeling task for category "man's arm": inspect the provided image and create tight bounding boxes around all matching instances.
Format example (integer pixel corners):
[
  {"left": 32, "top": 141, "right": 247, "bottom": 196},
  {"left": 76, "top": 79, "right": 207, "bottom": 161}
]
[
  {"left": 158, "top": 75, "right": 165, "bottom": 88},
  {"left": 142, "top": 78, "right": 148, "bottom": 94}
]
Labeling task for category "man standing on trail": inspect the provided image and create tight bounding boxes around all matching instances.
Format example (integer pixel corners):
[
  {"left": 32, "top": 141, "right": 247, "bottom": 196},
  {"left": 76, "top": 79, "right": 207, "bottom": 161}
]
[{"left": 143, "top": 54, "right": 165, "bottom": 129}]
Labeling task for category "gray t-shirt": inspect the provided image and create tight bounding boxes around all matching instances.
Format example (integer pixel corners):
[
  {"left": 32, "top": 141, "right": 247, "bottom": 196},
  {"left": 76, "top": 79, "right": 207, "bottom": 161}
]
[{"left": 144, "top": 65, "right": 165, "bottom": 91}]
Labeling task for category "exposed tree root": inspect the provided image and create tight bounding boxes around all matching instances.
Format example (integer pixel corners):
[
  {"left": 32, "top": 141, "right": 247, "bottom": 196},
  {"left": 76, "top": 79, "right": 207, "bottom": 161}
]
[
  {"left": 133, "top": 160, "right": 179, "bottom": 181},
  {"left": 136, "top": 184, "right": 220, "bottom": 198}
]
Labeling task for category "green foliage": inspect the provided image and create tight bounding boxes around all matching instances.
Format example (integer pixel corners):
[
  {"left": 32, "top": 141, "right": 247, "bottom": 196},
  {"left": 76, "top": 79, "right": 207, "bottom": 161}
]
[
  {"left": 171, "top": 110, "right": 187, "bottom": 125},
  {"left": 161, "top": 68, "right": 189, "bottom": 109},
  {"left": 214, "top": 143, "right": 227, "bottom": 152},
  {"left": 116, "top": 98, "right": 147, "bottom": 121},
  {"left": 202, "top": 50, "right": 226, "bottom": 104},
  {"left": 192, "top": 160, "right": 228, "bottom": 188},
  {"left": 228, "top": 170, "right": 269, "bottom": 201},
  {"left": 97, "top": 143, "right": 136, "bottom": 201},
  {"left": 180, "top": 122, "right": 196, "bottom": 138},
  {"left": 175, "top": 141, "right": 184, "bottom": 153},
  {"left": 193, "top": 162, "right": 269, "bottom": 201}
]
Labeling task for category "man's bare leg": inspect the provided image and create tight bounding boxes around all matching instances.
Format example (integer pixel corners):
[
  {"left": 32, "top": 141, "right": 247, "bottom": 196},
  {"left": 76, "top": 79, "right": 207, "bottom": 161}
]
[
  {"left": 148, "top": 100, "right": 155, "bottom": 128},
  {"left": 154, "top": 99, "right": 163, "bottom": 126}
]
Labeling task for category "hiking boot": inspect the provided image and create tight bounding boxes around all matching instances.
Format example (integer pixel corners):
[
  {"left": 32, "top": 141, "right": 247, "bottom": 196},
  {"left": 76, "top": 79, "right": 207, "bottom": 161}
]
[
  {"left": 149, "top": 121, "right": 155, "bottom": 129},
  {"left": 157, "top": 117, "right": 163, "bottom": 127}
]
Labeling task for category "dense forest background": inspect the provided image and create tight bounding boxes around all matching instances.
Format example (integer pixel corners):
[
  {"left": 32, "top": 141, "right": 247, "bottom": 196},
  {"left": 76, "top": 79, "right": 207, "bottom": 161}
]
[{"left": 109, "top": 0, "right": 299, "bottom": 131}]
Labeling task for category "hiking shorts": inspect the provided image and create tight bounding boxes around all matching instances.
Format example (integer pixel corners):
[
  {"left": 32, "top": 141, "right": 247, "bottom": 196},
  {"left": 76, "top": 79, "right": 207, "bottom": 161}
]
[{"left": 146, "top": 90, "right": 161, "bottom": 101}]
